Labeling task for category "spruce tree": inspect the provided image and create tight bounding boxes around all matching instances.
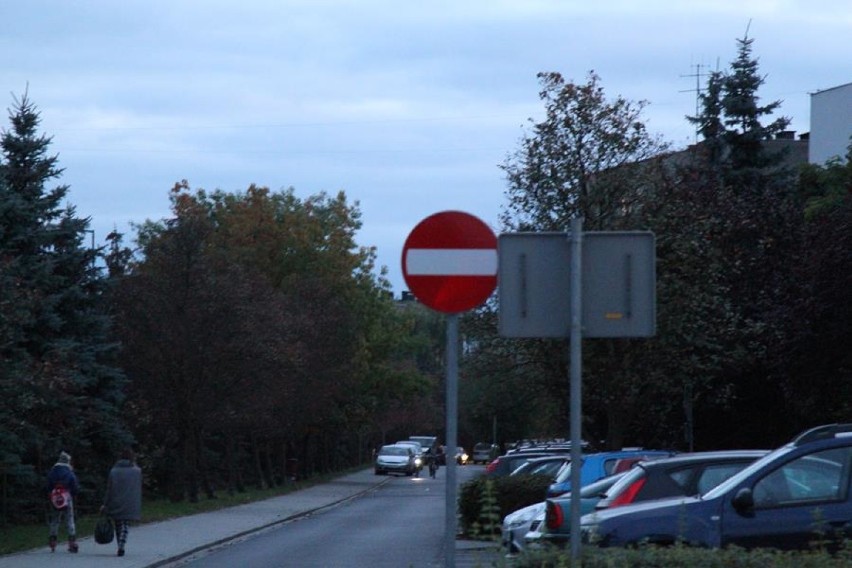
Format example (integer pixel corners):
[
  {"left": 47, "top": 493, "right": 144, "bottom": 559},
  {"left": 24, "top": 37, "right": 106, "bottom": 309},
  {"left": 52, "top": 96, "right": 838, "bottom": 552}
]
[
  {"left": 685, "top": 35, "right": 806, "bottom": 446},
  {"left": 0, "top": 93, "right": 129, "bottom": 521}
]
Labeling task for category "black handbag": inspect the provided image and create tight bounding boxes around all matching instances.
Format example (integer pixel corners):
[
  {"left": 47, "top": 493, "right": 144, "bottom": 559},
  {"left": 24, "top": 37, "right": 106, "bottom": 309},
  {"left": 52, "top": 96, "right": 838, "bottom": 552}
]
[{"left": 95, "top": 516, "right": 114, "bottom": 544}]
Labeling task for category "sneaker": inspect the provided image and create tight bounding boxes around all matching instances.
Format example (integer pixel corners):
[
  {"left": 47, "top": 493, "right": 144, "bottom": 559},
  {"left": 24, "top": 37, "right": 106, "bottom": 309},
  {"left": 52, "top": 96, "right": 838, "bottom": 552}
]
[
  {"left": 68, "top": 540, "right": 79, "bottom": 553},
  {"left": 49, "top": 536, "right": 57, "bottom": 552},
  {"left": 117, "top": 548, "right": 125, "bottom": 557}
]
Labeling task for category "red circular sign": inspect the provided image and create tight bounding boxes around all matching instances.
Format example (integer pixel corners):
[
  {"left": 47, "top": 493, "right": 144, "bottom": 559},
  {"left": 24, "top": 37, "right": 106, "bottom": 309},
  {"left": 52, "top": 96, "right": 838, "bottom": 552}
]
[{"left": 402, "top": 211, "right": 497, "bottom": 313}]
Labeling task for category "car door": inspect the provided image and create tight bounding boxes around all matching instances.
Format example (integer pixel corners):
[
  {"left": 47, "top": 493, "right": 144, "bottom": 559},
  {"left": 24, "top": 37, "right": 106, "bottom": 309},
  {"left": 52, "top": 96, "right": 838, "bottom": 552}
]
[{"left": 721, "top": 446, "right": 852, "bottom": 550}]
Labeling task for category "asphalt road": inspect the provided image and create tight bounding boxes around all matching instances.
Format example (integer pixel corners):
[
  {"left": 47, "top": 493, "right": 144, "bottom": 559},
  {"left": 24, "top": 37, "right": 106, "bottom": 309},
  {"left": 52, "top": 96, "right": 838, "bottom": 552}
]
[{"left": 167, "top": 464, "right": 494, "bottom": 568}]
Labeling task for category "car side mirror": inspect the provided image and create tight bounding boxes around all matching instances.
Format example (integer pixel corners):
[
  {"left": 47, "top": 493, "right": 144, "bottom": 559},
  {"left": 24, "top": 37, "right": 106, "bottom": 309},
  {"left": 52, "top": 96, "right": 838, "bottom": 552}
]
[{"left": 732, "top": 487, "right": 754, "bottom": 512}]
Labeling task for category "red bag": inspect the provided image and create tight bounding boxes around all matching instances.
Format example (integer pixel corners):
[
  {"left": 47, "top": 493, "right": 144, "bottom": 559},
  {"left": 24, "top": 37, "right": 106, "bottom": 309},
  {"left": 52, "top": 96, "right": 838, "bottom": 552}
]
[{"left": 50, "top": 485, "right": 70, "bottom": 510}]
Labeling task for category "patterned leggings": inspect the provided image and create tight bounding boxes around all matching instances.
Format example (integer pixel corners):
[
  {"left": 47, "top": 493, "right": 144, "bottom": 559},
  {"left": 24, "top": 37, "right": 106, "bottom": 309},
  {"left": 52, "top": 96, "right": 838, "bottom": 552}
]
[
  {"left": 114, "top": 519, "right": 129, "bottom": 549},
  {"left": 48, "top": 500, "right": 76, "bottom": 539}
]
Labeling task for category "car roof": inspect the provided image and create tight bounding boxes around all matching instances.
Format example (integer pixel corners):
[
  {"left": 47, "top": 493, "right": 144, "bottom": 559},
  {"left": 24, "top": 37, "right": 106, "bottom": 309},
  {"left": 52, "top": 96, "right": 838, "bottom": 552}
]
[
  {"left": 524, "top": 455, "right": 572, "bottom": 463},
  {"left": 791, "top": 423, "right": 852, "bottom": 446},
  {"left": 635, "top": 450, "right": 769, "bottom": 468}
]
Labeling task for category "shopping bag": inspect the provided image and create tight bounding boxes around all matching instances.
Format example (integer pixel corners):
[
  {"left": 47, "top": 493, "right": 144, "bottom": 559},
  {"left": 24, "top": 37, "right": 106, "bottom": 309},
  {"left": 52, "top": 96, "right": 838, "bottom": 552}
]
[{"left": 95, "top": 516, "right": 114, "bottom": 544}]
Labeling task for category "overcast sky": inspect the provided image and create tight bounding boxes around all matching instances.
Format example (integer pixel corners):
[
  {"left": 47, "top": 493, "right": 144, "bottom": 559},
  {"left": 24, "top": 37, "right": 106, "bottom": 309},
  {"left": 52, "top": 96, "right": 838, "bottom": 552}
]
[{"left": 3, "top": 1, "right": 850, "bottom": 295}]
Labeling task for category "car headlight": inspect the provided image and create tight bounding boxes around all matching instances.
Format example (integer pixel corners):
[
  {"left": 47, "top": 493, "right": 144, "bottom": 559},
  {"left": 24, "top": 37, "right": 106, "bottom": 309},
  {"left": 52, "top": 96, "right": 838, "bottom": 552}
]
[
  {"left": 414, "top": 457, "right": 422, "bottom": 466},
  {"left": 580, "top": 524, "right": 599, "bottom": 544},
  {"left": 505, "top": 504, "right": 545, "bottom": 530}
]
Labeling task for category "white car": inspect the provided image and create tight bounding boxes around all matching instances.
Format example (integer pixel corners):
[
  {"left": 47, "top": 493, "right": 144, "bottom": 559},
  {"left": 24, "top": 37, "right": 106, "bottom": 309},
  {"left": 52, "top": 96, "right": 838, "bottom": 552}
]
[
  {"left": 522, "top": 507, "right": 547, "bottom": 550},
  {"left": 501, "top": 501, "right": 545, "bottom": 554},
  {"left": 374, "top": 444, "right": 417, "bottom": 476}
]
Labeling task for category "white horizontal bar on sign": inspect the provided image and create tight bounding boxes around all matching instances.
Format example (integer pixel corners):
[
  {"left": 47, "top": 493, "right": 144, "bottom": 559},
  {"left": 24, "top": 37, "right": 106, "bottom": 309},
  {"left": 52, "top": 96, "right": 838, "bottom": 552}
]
[{"left": 406, "top": 248, "right": 497, "bottom": 276}]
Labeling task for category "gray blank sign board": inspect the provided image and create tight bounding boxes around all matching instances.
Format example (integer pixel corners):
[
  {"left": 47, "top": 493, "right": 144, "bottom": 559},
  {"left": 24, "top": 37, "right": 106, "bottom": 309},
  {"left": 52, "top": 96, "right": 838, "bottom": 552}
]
[{"left": 498, "top": 232, "right": 656, "bottom": 338}]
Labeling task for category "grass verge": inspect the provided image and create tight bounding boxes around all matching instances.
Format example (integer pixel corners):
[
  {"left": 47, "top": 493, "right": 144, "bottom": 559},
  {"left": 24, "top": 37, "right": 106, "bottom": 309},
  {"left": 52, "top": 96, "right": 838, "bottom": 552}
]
[{"left": 0, "top": 466, "right": 364, "bottom": 556}]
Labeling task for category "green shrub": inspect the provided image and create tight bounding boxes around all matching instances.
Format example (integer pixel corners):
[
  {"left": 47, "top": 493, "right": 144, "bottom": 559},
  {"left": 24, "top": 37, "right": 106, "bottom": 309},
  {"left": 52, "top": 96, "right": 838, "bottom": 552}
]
[
  {"left": 458, "top": 474, "right": 552, "bottom": 538},
  {"left": 505, "top": 541, "right": 852, "bottom": 567}
]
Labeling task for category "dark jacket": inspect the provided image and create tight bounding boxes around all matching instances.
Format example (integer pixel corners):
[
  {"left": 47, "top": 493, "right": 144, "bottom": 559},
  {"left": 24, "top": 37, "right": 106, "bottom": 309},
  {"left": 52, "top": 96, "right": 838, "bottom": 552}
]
[
  {"left": 46, "top": 463, "right": 79, "bottom": 497},
  {"left": 103, "top": 459, "right": 142, "bottom": 521}
]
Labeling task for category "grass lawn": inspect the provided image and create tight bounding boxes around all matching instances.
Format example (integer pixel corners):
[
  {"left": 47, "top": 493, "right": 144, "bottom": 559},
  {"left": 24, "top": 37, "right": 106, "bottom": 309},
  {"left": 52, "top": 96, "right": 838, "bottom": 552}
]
[{"left": 0, "top": 467, "right": 361, "bottom": 556}]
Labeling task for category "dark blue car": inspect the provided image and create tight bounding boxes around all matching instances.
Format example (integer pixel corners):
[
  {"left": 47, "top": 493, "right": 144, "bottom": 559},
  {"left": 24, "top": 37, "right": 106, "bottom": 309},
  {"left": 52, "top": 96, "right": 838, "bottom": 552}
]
[{"left": 580, "top": 424, "right": 852, "bottom": 551}]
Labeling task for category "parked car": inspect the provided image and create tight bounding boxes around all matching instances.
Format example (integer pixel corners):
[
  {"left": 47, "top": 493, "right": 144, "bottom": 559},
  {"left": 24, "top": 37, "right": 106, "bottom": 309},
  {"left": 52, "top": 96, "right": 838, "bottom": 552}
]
[
  {"left": 541, "top": 450, "right": 768, "bottom": 546},
  {"left": 547, "top": 450, "right": 675, "bottom": 497},
  {"left": 503, "top": 472, "right": 626, "bottom": 554},
  {"left": 510, "top": 455, "right": 571, "bottom": 479},
  {"left": 472, "top": 442, "right": 499, "bottom": 464},
  {"left": 508, "top": 443, "right": 574, "bottom": 455},
  {"left": 485, "top": 451, "right": 561, "bottom": 478},
  {"left": 374, "top": 444, "right": 417, "bottom": 476},
  {"left": 580, "top": 424, "right": 852, "bottom": 551}
]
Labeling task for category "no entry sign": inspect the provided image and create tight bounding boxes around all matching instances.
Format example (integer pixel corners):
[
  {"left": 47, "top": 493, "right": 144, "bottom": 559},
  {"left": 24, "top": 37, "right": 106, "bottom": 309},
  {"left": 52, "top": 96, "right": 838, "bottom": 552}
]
[{"left": 402, "top": 211, "right": 498, "bottom": 313}]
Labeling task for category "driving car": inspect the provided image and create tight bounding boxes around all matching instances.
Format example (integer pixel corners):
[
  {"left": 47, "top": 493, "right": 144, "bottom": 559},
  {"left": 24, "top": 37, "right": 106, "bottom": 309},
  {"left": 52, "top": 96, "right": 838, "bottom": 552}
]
[
  {"left": 456, "top": 447, "right": 470, "bottom": 465},
  {"left": 541, "top": 450, "right": 768, "bottom": 546},
  {"left": 408, "top": 435, "right": 438, "bottom": 456},
  {"left": 472, "top": 442, "right": 499, "bottom": 464},
  {"left": 374, "top": 444, "right": 418, "bottom": 476},
  {"left": 394, "top": 441, "right": 424, "bottom": 475},
  {"left": 580, "top": 424, "right": 852, "bottom": 551}
]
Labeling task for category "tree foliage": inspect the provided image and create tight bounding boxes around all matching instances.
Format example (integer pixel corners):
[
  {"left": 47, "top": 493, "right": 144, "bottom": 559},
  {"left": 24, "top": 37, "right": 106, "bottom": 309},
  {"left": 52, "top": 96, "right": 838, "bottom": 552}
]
[
  {"left": 0, "top": 93, "right": 128, "bottom": 522},
  {"left": 110, "top": 181, "right": 434, "bottom": 500},
  {"left": 468, "top": 35, "right": 845, "bottom": 452}
]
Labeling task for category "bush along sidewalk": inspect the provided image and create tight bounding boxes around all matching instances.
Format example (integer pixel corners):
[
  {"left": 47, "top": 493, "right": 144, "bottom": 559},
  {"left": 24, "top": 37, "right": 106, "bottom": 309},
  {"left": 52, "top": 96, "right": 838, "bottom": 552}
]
[
  {"left": 458, "top": 474, "right": 552, "bottom": 538},
  {"left": 503, "top": 541, "right": 852, "bottom": 568}
]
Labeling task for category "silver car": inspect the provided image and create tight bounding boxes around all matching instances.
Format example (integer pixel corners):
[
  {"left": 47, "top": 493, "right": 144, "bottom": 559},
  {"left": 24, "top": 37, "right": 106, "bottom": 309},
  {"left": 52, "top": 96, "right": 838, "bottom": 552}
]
[
  {"left": 374, "top": 444, "right": 417, "bottom": 476},
  {"left": 502, "top": 501, "right": 546, "bottom": 554}
]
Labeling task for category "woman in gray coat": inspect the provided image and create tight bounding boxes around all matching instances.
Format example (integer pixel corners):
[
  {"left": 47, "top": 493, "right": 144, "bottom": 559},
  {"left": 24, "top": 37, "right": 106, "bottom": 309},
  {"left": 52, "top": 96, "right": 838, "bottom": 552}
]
[{"left": 101, "top": 447, "right": 142, "bottom": 557}]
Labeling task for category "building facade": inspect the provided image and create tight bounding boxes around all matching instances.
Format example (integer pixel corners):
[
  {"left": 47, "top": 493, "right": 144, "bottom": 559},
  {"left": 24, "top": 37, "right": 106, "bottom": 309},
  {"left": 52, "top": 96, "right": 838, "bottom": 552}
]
[{"left": 809, "top": 81, "right": 852, "bottom": 164}]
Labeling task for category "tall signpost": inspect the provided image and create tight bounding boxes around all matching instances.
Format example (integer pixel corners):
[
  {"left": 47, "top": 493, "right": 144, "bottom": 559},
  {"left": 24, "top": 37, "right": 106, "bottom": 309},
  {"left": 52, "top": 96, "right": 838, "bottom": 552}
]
[
  {"left": 498, "top": 220, "right": 656, "bottom": 562},
  {"left": 402, "top": 211, "right": 498, "bottom": 568}
]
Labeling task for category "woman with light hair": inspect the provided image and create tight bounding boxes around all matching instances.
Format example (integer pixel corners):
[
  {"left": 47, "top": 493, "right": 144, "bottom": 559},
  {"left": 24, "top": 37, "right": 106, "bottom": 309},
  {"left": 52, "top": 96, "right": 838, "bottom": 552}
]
[{"left": 45, "top": 451, "right": 79, "bottom": 553}]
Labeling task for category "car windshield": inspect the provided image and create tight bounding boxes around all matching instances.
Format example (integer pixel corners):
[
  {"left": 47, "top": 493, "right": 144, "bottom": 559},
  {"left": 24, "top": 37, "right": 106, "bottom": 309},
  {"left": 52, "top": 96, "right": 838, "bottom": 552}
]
[
  {"left": 579, "top": 473, "right": 625, "bottom": 497},
  {"left": 601, "top": 466, "right": 644, "bottom": 498},
  {"left": 701, "top": 445, "right": 794, "bottom": 500},
  {"left": 555, "top": 459, "right": 581, "bottom": 483},
  {"left": 381, "top": 446, "right": 409, "bottom": 456}
]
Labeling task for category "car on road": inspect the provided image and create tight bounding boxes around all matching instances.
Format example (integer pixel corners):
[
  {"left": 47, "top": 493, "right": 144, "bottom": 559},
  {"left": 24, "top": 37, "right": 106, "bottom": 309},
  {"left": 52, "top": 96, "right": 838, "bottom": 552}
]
[
  {"left": 456, "top": 447, "right": 470, "bottom": 465},
  {"left": 374, "top": 444, "right": 418, "bottom": 476},
  {"left": 472, "top": 442, "right": 499, "bottom": 464},
  {"left": 547, "top": 449, "right": 674, "bottom": 497},
  {"left": 409, "top": 435, "right": 442, "bottom": 464},
  {"left": 580, "top": 424, "right": 852, "bottom": 551},
  {"left": 541, "top": 450, "right": 768, "bottom": 546}
]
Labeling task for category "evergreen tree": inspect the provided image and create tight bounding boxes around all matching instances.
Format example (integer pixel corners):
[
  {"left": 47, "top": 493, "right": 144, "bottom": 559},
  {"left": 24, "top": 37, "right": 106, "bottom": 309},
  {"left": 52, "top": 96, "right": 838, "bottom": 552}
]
[
  {"left": 0, "top": 93, "right": 129, "bottom": 521},
  {"left": 685, "top": 35, "right": 807, "bottom": 446}
]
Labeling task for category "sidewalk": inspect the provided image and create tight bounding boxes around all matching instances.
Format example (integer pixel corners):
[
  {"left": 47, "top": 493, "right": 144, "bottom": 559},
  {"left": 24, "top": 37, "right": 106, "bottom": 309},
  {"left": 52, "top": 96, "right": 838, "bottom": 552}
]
[{"left": 0, "top": 468, "right": 501, "bottom": 568}]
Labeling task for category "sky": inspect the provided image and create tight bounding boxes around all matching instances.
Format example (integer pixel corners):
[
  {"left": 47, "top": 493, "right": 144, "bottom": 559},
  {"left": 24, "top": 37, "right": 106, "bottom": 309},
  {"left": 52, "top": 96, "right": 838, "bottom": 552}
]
[{"left": 3, "top": 1, "right": 850, "bottom": 295}]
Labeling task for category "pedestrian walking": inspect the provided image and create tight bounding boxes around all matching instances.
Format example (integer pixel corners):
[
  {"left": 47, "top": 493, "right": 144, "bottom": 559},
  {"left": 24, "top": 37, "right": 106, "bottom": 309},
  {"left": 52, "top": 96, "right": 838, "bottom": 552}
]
[
  {"left": 101, "top": 447, "right": 142, "bottom": 557},
  {"left": 45, "top": 451, "right": 79, "bottom": 553}
]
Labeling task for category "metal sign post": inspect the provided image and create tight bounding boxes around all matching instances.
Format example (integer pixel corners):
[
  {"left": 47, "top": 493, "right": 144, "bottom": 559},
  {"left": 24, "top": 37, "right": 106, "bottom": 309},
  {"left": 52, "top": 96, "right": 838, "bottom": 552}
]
[
  {"left": 569, "top": 218, "right": 583, "bottom": 562},
  {"left": 497, "top": 219, "right": 657, "bottom": 564},
  {"left": 445, "top": 313, "right": 459, "bottom": 568},
  {"left": 402, "top": 211, "right": 498, "bottom": 568}
]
